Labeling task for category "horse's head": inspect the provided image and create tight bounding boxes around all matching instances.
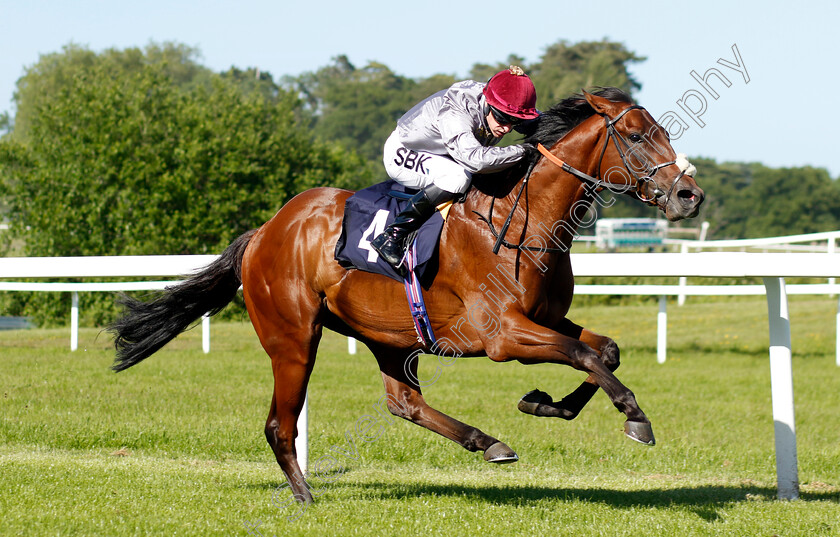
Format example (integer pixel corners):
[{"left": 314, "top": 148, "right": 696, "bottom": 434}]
[{"left": 582, "top": 91, "right": 704, "bottom": 221}]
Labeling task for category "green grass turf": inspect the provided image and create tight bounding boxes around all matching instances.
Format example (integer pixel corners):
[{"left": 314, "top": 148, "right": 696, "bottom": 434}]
[{"left": 1, "top": 297, "right": 838, "bottom": 536}]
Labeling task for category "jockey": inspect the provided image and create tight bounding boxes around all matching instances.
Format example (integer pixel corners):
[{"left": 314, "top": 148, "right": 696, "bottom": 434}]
[{"left": 371, "top": 66, "right": 539, "bottom": 275}]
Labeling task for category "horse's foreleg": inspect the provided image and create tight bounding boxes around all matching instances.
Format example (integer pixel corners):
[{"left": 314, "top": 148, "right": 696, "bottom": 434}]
[
  {"left": 518, "top": 325, "right": 620, "bottom": 421},
  {"left": 372, "top": 347, "right": 518, "bottom": 463},
  {"left": 488, "top": 316, "right": 654, "bottom": 445}
]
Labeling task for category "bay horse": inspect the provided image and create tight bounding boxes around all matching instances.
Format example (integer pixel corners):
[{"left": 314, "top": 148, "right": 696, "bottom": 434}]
[{"left": 109, "top": 88, "right": 704, "bottom": 503}]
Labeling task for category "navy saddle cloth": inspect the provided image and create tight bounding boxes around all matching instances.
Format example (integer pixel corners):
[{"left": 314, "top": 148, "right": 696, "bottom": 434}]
[{"left": 334, "top": 180, "right": 445, "bottom": 283}]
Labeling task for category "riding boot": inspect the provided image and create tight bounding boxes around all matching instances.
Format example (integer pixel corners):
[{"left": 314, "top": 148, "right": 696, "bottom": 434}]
[{"left": 371, "top": 184, "right": 454, "bottom": 276}]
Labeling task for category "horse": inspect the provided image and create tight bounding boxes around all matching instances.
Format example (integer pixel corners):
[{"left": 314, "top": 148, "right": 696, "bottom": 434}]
[{"left": 109, "top": 87, "right": 704, "bottom": 504}]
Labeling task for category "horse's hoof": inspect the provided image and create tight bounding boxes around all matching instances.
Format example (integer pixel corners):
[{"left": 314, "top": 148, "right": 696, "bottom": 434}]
[
  {"left": 518, "top": 389, "right": 577, "bottom": 419},
  {"left": 517, "top": 389, "right": 552, "bottom": 415},
  {"left": 624, "top": 420, "right": 656, "bottom": 446},
  {"left": 484, "top": 441, "right": 519, "bottom": 464}
]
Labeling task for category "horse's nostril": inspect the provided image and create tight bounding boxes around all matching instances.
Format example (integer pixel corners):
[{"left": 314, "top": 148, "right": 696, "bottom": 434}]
[{"left": 677, "top": 189, "right": 700, "bottom": 205}]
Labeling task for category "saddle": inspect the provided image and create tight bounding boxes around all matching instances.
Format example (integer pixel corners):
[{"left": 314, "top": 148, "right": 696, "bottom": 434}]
[
  {"left": 335, "top": 180, "right": 452, "bottom": 346},
  {"left": 334, "top": 180, "right": 447, "bottom": 283}
]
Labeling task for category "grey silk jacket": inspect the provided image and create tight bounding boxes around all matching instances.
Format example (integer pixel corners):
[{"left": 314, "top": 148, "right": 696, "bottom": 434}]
[{"left": 394, "top": 80, "right": 529, "bottom": 174}]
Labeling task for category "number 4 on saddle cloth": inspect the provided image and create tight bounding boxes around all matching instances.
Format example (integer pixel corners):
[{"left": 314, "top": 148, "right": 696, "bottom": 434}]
[{"left": 334, "top": 180, "right": 453, "bottom": 347}]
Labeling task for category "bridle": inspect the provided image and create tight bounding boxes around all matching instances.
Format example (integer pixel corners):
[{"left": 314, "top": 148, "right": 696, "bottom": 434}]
[
  {"left": 477, "top": 103, "right": 691, "bottom": 254},
  {"left": 537, "top": 104, "right": 689, "bottom": 206}
]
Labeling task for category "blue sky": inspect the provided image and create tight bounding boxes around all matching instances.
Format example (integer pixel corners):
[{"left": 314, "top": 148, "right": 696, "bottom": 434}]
[{"left": 2, "top": 0, "right": 838, "bottom": 177}]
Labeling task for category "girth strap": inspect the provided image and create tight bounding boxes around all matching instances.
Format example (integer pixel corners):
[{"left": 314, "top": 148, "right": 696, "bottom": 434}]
[{"left": 403, "top": 241, "right": 436, "bottom": 347}]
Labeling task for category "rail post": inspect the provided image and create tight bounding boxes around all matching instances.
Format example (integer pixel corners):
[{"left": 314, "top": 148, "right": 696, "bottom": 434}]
[
  {"left": 678, "top": 242, "right": 689, "bottom": 306},
  {"left": 296, "top": 395, "right": 309, "bottom": 473},
  {"left": 202, "top": 313, "right": 210, "bottom": 354},
  {"left": 836, "top": 295, "right": 840, "bottom": 367},
  {"left": 763, "top": 277, "right": 799, "bottom": 500},
  {"left": 70, "top": 291, "right": 79, "bottom": 351},
  {"left": 657, "top": 295, "right": 667, "bottom": 363}
]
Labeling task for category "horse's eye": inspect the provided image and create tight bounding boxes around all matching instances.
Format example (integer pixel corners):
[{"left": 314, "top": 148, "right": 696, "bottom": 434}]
[{"left": 629, "top": 133, "right": 643, "bottom": 143}]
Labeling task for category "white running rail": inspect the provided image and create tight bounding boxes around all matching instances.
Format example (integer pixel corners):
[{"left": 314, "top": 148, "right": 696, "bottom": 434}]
[{"left": 4, "top": 252, "right": 840, "bottom": 500}]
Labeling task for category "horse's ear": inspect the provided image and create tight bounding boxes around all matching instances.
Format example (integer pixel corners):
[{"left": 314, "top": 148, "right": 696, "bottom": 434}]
[{"left": 583, "top": 90, "right": 620, "bottom": 116}]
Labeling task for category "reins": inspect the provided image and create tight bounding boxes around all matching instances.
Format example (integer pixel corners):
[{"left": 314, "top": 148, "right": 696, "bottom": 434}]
[
  {"left": 474, "top": 157, "right": 570, "bottom": 253},
  {"left": 489, "top": 159, "right": 536, "bottom": 254},
  {"left": 475, "top": 103, "right": 689, "bottom": 254},
  {"left": 474, "top": 161, "right": 568, "bottom": 254}
]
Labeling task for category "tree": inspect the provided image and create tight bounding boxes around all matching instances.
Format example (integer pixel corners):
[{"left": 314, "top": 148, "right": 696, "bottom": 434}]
[
  {"left": 468, "top": 54, "right": 527, "bottom": 83},
  {"left": 529, "top": 40, "right": 646, "bottom": 110},
  {"left": 685, "top": 158, "right": 756, "bottom": 238},
  {"left": 0, "top": 44, "right": 373, "bottom": 325},
  {"left": 220, "top": 66, "right": 284, "bottom": 102},
  {"left": 10, "top": 42, "right": 214, "bottom": 144},
  {"left": 286, "top": 56, "right": 456, "bottom": 165},
  {"left": 0, "top": 112, "right": 10, "bottom": 137},
  {"left": 286, "top": 41, "right": 644, "bottom": 168},
  {"left": 741, "top": 165, "right": 840, "bottom": 238},
  {"left": 656, "top": 159, "right": 840, "bottom": 239}
]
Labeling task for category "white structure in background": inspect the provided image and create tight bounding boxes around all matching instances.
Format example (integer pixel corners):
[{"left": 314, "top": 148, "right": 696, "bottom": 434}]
[{"left": 595, "top": 218, "right": 668, "bottom": 250}]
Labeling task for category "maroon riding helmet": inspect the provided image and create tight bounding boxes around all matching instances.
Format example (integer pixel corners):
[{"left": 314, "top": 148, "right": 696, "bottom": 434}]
[{"left": 483, "top": 66, "right": 539, "bottom": 120}]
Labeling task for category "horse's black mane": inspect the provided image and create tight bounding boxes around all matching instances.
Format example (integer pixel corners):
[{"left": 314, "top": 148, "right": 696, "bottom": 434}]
[{"left": 520, "top": 87, "right": 634, "bottom": 149}]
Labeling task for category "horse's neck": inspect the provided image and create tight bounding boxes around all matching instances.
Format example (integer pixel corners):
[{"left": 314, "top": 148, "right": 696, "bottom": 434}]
[
  {"left": 529, "top": 114, "right": 607, "bottom": 219},
  {"left": 460, "top": 117, "right": 606, "bottom": 251}
]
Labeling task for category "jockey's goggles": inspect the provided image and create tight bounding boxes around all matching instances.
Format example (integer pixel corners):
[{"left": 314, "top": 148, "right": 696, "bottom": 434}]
[{"left": 489, "top": 106, "right": 524, "bottom": 127}]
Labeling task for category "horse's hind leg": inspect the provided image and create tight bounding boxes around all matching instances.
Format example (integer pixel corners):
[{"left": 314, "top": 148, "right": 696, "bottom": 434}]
[
  {"left": 372, "top": 346, "right": 517, "bottom": 463},
  {"left": 261, "top": 329, "right": 321, "bottom": 504},
  {"left": 263, "top": 337, "right": 319, "bottom": 504},
  {"left": 518, "top": 321, "right": 620, "bottom": 421},
  {"left": 246, "top": 287, "right": 322, "bottom": 504}
]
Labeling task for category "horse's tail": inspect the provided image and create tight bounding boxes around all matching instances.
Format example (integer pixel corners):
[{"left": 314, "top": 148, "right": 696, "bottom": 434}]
[{"left": 109, "top": 229, "right": 258, "bottom": 372}]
